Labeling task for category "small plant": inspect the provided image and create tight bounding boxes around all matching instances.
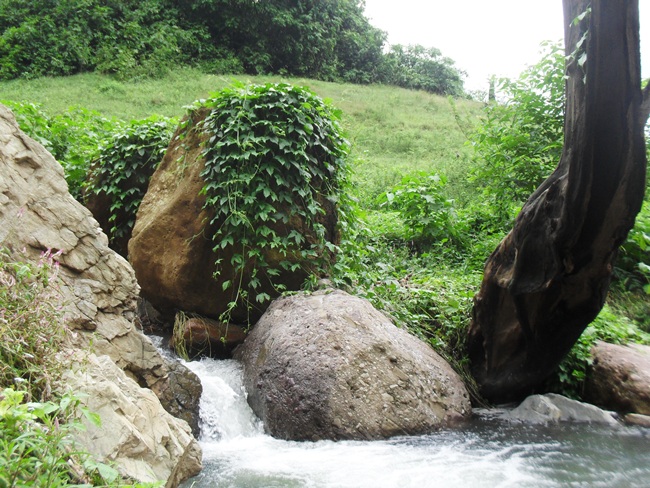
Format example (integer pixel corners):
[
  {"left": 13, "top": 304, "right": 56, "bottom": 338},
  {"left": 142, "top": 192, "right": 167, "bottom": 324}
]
[
  {"left": 377, "top": 172, "right": 465, "bottom": 249},
  {"left": 197, "top": 82, "right": 352, "bottom": 323},
  {"left": 0, "top": 248, "right": 67, "bottom": 402}
]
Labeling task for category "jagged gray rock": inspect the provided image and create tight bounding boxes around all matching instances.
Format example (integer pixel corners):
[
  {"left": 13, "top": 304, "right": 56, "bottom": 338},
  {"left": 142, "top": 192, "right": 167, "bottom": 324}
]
[
  {"left": 235, "top": 289, "right": 471, "bottom": 441},
  {"left": 0, "top": 103, "right": 202, "bottom": 485}
]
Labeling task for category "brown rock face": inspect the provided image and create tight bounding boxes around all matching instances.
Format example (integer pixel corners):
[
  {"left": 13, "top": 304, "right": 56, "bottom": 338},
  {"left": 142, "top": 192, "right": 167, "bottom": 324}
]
[
  {"left": 128, "top": 108, "right": 338, "bottom": 325},
  {"left": 585, "top": 341, "right": 650, "bottom": 415},
  {"left": 235, "top": 289, "right": 471, "bottom": 441},
  {"left": 171, "top": 315, "right": 247, "bottom": 359},
  {"left": 0, "top": 103, "right": 201, "bottom": 485}
]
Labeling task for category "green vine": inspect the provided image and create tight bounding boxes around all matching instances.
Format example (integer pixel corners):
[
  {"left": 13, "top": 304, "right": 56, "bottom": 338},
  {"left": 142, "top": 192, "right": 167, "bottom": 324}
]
[
  {"left": 87, "top": 115, "right": 175, "bottom": 252},
  {"left": 197, "top": 82, "right": 351, "bottom": 322}
]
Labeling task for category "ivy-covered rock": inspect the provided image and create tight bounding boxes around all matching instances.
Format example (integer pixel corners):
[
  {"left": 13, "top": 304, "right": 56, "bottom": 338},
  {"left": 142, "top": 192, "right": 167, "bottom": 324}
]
[{"left": 128, "top": 83, "right": 350, "bottom": 326}]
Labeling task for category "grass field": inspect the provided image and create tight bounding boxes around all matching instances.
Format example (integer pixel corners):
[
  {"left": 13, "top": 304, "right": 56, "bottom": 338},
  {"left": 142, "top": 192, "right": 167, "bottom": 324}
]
[{"left": 0, "top": 68, "right": 483, "bottom": 206}]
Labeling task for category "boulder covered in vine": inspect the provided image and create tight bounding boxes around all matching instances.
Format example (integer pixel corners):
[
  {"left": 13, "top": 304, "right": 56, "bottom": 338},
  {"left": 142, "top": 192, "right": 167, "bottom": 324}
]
[{"left": 128, "top": 83, "right": 351, "bottom": 326}]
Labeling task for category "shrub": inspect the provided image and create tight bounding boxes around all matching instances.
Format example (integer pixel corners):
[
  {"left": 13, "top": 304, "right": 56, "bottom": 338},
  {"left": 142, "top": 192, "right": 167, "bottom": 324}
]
[
  {"left": 86, "top": 115, "right": 175, "bottom": 252},
  {"left": 467, "top": 42, "right": 565, "bottom": 231},
  {"left": 197, "top": 82, "right": 352, "bottom": 320},
  {"left": 377, "top": 172, "right": 465, "bottom": 250}
]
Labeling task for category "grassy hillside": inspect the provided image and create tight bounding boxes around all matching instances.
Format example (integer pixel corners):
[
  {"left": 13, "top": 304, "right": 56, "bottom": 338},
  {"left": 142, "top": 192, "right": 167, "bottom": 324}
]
[{"left": 0, "top": 67, "right": 482, "bottom": 205}]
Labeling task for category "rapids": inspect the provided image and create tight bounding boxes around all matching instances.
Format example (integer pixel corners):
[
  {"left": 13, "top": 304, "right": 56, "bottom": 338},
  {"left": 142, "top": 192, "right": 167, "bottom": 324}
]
[{"left": 179, "top": 358, "right": 650, "bottom": 488}]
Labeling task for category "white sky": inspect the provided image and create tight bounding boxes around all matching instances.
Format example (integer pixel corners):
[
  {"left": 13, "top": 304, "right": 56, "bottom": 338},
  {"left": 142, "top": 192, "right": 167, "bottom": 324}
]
[{"left": 363, "top": 0, "right": 650, "bottom": 93}]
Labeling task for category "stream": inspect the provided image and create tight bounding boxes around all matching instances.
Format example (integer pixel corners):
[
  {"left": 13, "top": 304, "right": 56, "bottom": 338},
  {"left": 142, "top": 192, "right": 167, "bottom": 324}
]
[{"left": 179, "top": 358, "right": 650, "bottom": 488}]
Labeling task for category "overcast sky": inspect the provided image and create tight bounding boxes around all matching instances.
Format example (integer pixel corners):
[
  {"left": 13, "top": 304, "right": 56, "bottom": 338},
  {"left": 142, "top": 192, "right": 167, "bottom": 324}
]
[{"left": 363, "top": 0, "right": 650, "bottom": 93}]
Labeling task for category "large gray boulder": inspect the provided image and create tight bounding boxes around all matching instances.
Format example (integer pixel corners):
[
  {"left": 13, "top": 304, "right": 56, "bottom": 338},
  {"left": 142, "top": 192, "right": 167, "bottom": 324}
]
[
  {"left": 235, "top": 289, "right": 471, "bottom": 441},
  {"left": 0, "top": 104, "right": 201, "bottom": 485},
  {"left": 585, "top": 341, "right": 650, "bottom": 415}
]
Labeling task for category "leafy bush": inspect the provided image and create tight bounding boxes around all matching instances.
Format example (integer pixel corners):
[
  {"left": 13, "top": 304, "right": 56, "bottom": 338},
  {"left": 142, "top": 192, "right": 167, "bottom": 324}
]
[
  {"left": 377, "top": 172, "right": 465, "bottom": 249},
  {"left": 2, "top": 100, "right": 118, "bottom": 198},
  {"left": 467, "top": 42, "right": 565, "bottom": 231},
  {"left": 616, "top": 200, "right": 650, "bottom": 294},
  {"left": 0, "top": 0, "right": 212, "bottom": 81},
  {"left": 86, "top": 115, "right": 175, "bottom": 252},
  {"left": 197, "top": 82, "right": 352, "bottom": 320}
]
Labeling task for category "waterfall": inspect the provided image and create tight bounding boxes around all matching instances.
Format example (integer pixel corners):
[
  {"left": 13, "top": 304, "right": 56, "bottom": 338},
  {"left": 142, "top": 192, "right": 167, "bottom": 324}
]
[{"left": 184, "top": 359, "right": 263, "bottom": 441}]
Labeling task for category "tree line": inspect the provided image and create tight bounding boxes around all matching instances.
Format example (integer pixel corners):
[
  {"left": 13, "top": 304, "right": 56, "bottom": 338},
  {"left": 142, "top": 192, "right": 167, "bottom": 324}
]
[{"left": 0, "top": 0, "right": 465, "bottom": 96}]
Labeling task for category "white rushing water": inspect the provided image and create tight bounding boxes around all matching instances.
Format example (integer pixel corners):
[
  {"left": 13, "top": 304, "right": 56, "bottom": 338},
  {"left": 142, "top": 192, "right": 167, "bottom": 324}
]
[{"left": 181, "top": 358, "right": 650, "bottom": 488}]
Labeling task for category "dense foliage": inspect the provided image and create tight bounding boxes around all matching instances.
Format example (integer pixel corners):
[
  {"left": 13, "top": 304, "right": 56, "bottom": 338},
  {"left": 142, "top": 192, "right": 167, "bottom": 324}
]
[
  {"left": 88, "top": 115, "right": 175, "bottom": 251},
  {"left": 198, "top": 82, "right": 352, "bottom": 320},
  {"left": 382, "top": 44, "right": 466, "bottom": 97},
  {"left": 0, "top": 0, "right": 466, "bottom": 95},
  {"left": 468, "top": 42, "right": 565, "bottom": 230}
]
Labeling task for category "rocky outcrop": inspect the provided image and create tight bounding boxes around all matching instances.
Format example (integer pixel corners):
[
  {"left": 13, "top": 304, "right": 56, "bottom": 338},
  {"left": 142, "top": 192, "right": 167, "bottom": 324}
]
[
  {"left": 65, "top": 353, "right": 202, "bottom": 484},
  {"left": 235, "top": 289, "right": 471, "bottom": 441},
  {"left": 128, "top": 108, "right": 339, "bottom": 325},
  {"left": 585, "top": 341, "right": 650, "bottom": 415},
  {"left": 0, "top": 103, "right": 201, "bottom": 485},
  {"left": 503, "top": 393, "right": 620, "bottom": 426}
]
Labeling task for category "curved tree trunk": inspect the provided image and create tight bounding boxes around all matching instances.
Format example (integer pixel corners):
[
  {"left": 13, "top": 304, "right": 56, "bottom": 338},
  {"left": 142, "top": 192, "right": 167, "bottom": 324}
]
[{"left": 467, "top": 0, "right": 648, "bottom": 403}]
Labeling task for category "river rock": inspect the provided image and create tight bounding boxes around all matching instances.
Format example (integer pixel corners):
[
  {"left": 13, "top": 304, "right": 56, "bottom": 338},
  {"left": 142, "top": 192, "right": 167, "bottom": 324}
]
[
  {"left": 585, "top": 341, "right": 650, "bottom": 415},
  {"left": 234, "top": 289, "right": 471, "bottom": 441},
  {"left": 128, "top": 108, "right": 339, "bottom": 325},
  {"left": 504, "top": 393, "right": 620, "bottom": 426},
  {"left": 0, "top": 103, "right": 202, "bottom": 485},
  {"left": 170, "top": 315, "right": 247, "bottom": 359},
  {"left": 65, "top": 353, "right": 202, "bottom": 484}
]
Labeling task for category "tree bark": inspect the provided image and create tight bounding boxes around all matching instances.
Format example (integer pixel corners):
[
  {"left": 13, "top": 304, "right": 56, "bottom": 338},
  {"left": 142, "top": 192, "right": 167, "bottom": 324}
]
[{"left": 467, "top": 0, "right": 647, "bottom": 403}]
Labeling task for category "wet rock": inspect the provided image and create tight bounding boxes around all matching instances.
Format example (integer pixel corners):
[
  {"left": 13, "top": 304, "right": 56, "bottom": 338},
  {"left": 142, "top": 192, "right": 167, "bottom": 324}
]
[
  {"left": 504, "top": 393, "right": 620, "bottom": 426},
  {"left": 235, "top": 289, "right": 471, "bottom": 441},
  {"left": 150, "top": 359, "right": 203, "bottom": 438},
  {"left": 170, "top": 315, "right": 247, "bottom": 359},
  {"left": 586, "top": 341, "right": 650, "bottom": 415},
  {"left": 623, "top": 413, "right": 650, "bottom": 428}
]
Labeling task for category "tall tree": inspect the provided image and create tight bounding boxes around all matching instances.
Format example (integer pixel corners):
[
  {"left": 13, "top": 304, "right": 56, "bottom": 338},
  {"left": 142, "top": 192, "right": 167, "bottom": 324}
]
[{"left": 467, "top": 0, "right": 648, "bottom": 402}]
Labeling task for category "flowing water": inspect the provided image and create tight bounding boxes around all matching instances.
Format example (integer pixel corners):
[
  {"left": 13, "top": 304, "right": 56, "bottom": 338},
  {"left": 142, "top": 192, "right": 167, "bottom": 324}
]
[{"left": 179, "top": 358, "right": 650, "bottom": 488}]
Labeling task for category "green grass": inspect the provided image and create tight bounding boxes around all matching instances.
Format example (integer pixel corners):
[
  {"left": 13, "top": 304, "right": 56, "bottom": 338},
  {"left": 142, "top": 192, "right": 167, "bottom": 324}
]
[{"left": 0, "top": 68, "right": 482, "bottom": 207}]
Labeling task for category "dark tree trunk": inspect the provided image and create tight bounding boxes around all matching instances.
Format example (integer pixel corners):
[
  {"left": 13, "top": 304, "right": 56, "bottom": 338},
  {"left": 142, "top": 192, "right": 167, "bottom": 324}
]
[{"left": 467, "top": 0, "right": 648, "bottom": 403}]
